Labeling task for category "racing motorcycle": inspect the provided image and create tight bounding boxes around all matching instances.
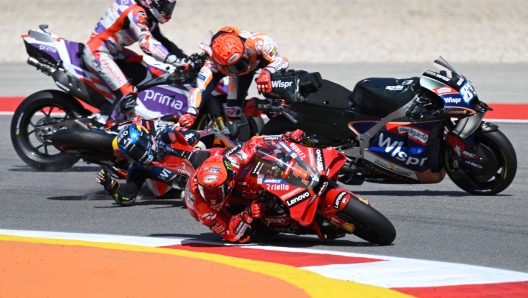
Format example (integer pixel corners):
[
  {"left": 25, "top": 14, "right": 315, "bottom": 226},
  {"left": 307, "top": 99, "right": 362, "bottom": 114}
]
[
  {"left": 11, "top": 24, "right": 263, "bottom": 172},
  {"left": 196, "top": 139, "right": 396, "bottom": 245},
  {"left": 50, "top": 119, "right": 236, "bottom": 198},
  {"left": 257, "top": 57, "right": 517, "bottom": 195}
]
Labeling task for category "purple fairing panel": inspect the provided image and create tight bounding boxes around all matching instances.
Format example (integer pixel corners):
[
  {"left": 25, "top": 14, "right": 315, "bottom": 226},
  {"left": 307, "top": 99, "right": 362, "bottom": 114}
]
[
  {"left": 64, "top": 40, "right": 84, "bottom": 68},
  {"left": 137, "top": 86, "right": 189, "bottom": 115},
  {"left": 29, "top": 42, "right": 61, "bottom": 65}
]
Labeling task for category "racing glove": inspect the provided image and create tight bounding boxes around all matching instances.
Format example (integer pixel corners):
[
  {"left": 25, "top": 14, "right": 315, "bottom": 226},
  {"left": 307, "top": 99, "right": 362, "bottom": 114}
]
[
  {"left": 119, "top": 92, "right": 138, "bottom": 112},
  {"left": 95, "top": 168, "right": 119, "bottom": 196},
  {"left": 165, "top": 54, "right": 194, "bottom": 70},
  {"left": 249, "top": 202, "right": 265, "bottom": 218},
  {"left": 256, "top": 69, "right": 272, "bottom": 93},
  {"left": 178, "top": 107, "right": 199, "bottom": 128},
  {"left": 283, "top": 129, "right": 306, "bottom": 143}
]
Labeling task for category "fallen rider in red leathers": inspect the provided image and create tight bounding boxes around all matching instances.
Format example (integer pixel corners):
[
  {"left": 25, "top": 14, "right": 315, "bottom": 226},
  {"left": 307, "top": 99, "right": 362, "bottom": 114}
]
[{"left": 184, "top": 130, "right": 306, "bottom": 243}]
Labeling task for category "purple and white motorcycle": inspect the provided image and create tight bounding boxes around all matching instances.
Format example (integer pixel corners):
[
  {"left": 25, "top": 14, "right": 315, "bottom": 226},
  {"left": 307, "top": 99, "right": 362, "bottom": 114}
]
[{"left": 11, "top": 24, "right": 264, "bottom": 171}]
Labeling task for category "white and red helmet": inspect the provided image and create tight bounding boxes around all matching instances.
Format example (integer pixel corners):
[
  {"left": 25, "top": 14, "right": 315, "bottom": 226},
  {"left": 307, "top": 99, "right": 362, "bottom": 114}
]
[
  {"left": 196, "top": 156, "right": 235, "bottom": 209},
  {"left": 137, "top": 0, "right": 176, "bottom": 24}
]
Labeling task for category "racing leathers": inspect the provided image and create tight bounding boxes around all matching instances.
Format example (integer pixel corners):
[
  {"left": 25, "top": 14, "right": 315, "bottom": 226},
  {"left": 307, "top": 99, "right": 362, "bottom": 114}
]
[
  {"left": 180, "top": 27, "right": 289, "bottom": 128},
  {"left": 184, "top": 130, "right": 305, "bottom": 243},
  {"left": 84, "top": 0, "right": 187, "bottom": 117},
  {"left": 96, "top": 121, "right": 202, "bottom": 206}
]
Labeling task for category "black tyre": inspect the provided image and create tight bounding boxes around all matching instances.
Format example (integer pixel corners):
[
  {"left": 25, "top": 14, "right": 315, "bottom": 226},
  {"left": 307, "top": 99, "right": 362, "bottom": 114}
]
[
  {"left": 50, "top": 129, "right": 115, "bottom": 159},
  {"left": 445, "top": 129, "right": 517, "bottom": 195},
  {"left": 10, "top": 90, "right": 89, "bottom": 171},
  {"left": 338, "top": 198, "right": 396, "bottom": 245}
]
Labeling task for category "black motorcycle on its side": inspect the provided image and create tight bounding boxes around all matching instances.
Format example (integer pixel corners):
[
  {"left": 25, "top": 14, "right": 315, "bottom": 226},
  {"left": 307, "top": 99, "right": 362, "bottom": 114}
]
[{"left": 257, "top": 57, "right": 516, "bottom": 195}]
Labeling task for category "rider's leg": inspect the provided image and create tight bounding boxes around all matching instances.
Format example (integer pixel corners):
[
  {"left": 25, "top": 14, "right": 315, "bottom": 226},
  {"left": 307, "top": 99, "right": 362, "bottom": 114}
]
[
  {"left": 223, "top": 72, "right": 255, "bottom": 121},
  {"left": 83, "top": 48, "right": 137, "bottom": 121}
]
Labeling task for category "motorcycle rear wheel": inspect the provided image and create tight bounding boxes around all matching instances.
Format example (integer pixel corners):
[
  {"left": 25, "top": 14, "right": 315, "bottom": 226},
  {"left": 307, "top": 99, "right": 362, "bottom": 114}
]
[
  {"left": 338, "top": 198, "right": 396, "bottom": 245},
  {"left": 10, "top": 90, "right": 89, "bottom": 171},
  {"left": 445, "top": 129, "right": 517, "bottom": 195}
]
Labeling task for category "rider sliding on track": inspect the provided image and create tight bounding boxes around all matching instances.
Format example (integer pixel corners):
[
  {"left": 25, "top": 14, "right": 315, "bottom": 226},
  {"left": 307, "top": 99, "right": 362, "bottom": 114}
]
[
  {"left": 184, "top": 130, "right": 311, "bottom": 243},
  {"left": 178, "top": 25, "right": 289, "bottom": 128},
  {"left": 84, "top": 0, "right": 192, "bottom": 123},
  {"left": 95, "top": 121, "right": 205, "bottom": 206}
]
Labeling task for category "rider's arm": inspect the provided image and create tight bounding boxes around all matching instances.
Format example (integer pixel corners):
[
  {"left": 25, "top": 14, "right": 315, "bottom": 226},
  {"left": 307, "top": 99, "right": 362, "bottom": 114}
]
[
  {"left": 223, "top": 134, "right": 294, "bottom": 171},
  {"left": 151, "top": 25, "right": 188, "bottom": 58},
  {"left": 249, "top": 33, "right": 289, "bottom": 74},
  {"left": 128, "top": 7, "right": 171, "bottom": 62},
  {"left": 187, "top": 60, "right": 225, "bottom": 112},
  {"left": 188, "top": 178, "right": 252, "bottom": 242}
]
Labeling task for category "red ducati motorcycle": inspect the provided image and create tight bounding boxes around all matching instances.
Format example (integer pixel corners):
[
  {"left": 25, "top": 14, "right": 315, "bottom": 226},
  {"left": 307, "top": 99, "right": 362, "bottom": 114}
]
[{"left": 220, "top": 140, "right": 396, "bottom": 245}]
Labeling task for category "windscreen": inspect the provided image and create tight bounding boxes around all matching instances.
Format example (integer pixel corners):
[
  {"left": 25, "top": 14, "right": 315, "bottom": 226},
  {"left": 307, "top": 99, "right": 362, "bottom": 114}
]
[{"left": 255, "top": 145, "right": 319, "bottom": 189}]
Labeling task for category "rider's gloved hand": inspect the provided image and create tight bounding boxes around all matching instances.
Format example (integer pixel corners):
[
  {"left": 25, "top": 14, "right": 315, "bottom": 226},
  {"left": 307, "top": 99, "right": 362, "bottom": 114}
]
[
  {"left": 249, "top": 202, "right": 266, "bottom": 218},
  {"left": 96, "top": 168, "right": 119, "bottom": 195},
  {"left": 179, "top": 114, "right": 196, "bottom": 128},
  {"left": 223, "top": 100, "right": 243, "bottom": 122},
  {"left": 256, "top": 69, "right": 272, "bottom": 93},
  {"left": 119, "top": 93, "right": 138, "bottom": 112},
  {"left": 283, "top": 129, "right": 306, "bottom": 143},
  {"left": 237, "top": 234, "right": 251, "bottom": 244},
  {"left": 178, "top": 107, "right": 198, "bottom": 128},
  {"left": 165, "top": 54, "right": 194, "bottom": 70}
]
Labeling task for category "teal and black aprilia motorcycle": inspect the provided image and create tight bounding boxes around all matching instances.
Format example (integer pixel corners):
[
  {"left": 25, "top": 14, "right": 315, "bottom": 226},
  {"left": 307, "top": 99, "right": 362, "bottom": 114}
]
[{"left": 258, "top": 57, "right": 516, "bottom": 195}]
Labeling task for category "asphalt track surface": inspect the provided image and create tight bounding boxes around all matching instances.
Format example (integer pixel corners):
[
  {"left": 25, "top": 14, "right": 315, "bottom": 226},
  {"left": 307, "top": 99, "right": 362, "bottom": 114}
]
[{"left": 1, "top": 63, "right": 528, "bottom": 296}]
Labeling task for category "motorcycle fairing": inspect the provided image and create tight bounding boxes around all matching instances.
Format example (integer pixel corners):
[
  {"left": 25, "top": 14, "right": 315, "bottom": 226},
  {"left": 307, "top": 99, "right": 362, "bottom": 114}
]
[
  {"left": 362, "top": 121, "right": 448, "bottom": 183},
  {"left": 420, "top": 75, "right": 477, "bottom": 116},
  {"left": 135, "top": 85, "right": 190, "bottom": 119},
  {"left": 24, "top": 30, "right": 115, "bottom": 106},
  {"left": 368, "top": 124, "right": 430, "bottom": 173},
  {"left": 252, "top": 144, "right": 321, "bottom": 225},
  {"left": 319, "top": 147, "right": 346, "bottom": 179}
]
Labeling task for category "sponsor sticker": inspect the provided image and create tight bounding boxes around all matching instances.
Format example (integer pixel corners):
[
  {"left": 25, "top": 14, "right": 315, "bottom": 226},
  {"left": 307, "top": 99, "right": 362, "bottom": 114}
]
[
  {"left": 285, "top": 191, "right": 310, "bottom": 207},
  {"left": 443, "top": 96, "right": 462, "bottom": 105},
  {"left": 202, "top": 175, "right": 218, "bottom": 184},
  {"left": 386, "top": 85, "right": 404, "bottom": 91}
]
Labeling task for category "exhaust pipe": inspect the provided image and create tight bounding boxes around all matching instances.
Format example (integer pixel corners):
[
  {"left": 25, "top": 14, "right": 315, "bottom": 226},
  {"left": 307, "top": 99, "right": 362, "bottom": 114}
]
[{"left": 27, "top": 57, "right": 56, "bottom": 76}]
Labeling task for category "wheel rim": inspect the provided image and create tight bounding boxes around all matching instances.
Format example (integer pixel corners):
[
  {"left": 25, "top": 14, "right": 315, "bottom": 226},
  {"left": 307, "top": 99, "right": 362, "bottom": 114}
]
[
  {"left": 445, "top": 137, "right": 508, "bottom": 190},
  {"left": 17, "top": 104, "right": 75, "bottom": 160}
]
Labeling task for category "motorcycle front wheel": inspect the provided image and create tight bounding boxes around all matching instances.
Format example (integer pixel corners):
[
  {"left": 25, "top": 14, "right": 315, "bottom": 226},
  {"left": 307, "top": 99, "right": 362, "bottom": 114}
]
[
  {"left": 445, "top": 129, "right": 517, "bottom": 195},
  {"left": 338, "top": 198, "right": 396, "bottom": 245},
  {"left": 10, "top": 90, "right": 89, "bottom": 171}
]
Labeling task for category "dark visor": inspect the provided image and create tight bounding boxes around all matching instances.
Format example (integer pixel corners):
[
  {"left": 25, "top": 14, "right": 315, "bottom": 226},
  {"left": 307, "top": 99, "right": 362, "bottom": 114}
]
[
  {"left": 160, "top": 1, "right": 176, "bottom": 17},
  {"left": 226, "top": 57, "right": 250, "bottom": 75},
  {"left": 127, "top": 135, "right": 150, "bottom": 162}
]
